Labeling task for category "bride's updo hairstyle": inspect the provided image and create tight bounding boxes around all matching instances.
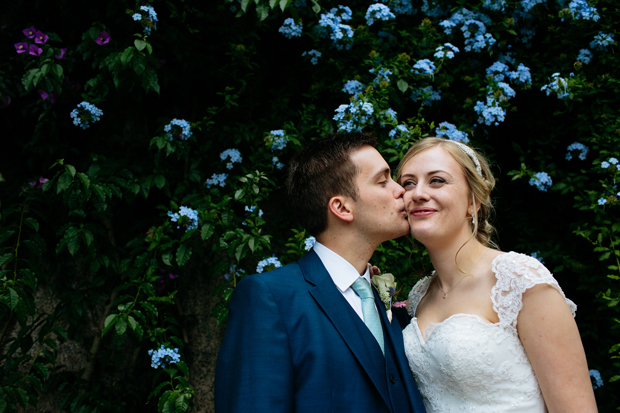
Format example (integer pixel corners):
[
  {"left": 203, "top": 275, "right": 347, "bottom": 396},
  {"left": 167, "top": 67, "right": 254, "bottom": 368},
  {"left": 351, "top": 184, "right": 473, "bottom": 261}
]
[{"left": 395, "top": 137, "right": 497, "bottom": 250}]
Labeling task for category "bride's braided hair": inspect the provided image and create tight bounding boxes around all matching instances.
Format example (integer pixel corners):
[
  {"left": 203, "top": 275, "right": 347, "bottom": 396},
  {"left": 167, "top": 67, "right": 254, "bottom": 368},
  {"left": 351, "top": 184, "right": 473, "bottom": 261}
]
[{"left": 395, "top": 137, "right": 498, "bottom": 250}]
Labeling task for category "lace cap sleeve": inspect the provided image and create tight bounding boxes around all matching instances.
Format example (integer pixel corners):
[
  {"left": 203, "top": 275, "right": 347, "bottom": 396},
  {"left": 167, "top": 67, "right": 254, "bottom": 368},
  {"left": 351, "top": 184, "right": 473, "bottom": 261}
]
[
  {"left": 491, "top": 252, "right": 577, "bottom": 330},
  {"left": 407, "top": 276, "right": 432, "bottom": 317}
]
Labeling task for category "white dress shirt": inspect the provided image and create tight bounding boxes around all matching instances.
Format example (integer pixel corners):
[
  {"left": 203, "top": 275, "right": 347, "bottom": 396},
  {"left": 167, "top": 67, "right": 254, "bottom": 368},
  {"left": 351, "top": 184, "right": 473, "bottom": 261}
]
[{"left": 313, "top": 241, "right": 372, "bottom": 322}]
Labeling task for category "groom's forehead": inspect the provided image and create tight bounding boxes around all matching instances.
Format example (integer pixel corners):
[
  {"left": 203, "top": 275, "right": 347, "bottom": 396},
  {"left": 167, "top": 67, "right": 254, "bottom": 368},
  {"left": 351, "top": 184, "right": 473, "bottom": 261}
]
[{"left": 350, "top": 146, "right": 389, "bottom": 178}]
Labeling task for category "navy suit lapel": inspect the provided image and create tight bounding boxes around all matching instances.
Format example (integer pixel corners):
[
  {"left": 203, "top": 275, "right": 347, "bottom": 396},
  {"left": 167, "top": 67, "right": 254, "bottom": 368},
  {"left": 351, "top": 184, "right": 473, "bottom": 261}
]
[
  {"left": 299, "top": 252, "right": 391, "bottom": 409},
  {"left": 374, "top": 286, "right": 424, "bottom": 409}
]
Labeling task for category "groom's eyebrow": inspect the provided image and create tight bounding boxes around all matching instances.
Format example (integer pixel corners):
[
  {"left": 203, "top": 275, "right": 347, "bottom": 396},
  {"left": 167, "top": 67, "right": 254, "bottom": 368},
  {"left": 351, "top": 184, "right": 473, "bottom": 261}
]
[{"left": 372, "top": 167, "right": 390, "bottom": 180}]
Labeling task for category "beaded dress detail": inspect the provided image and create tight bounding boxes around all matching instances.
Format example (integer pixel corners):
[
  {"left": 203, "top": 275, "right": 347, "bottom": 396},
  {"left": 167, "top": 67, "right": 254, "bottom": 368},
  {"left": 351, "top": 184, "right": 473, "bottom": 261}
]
[{"left": 402, "top": 252, "right": 577, "bottom": 412}]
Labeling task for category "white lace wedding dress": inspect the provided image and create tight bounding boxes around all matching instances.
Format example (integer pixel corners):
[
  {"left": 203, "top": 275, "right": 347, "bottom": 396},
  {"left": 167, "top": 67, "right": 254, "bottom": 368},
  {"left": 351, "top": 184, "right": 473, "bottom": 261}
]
[{"left": 403, "top": 252, "right": 577, "bottom": 412}]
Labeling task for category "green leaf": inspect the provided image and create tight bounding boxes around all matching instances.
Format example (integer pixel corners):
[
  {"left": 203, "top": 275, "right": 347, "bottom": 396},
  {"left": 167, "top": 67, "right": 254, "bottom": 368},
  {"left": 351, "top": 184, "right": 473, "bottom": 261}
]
[
  {"left": 176, "top": 244, "right": 192, "bottom": 267},
  {"left": 280, "top": 0, "right": 290, "bottom": 11},
  {"left": 77, "top": 172, "right": 90, "bottom": 188},
  {"left": 241, "top": 0, "right": 250, "bottom": 12},
  {"left": 141, "top": 301, "right": 158, "bottom": 318},
  {"left": 134, "top": 39, "right": 147, "bottom": 52},
  {"left": 132, "top": 58, "right": 146, "bottom": 75},
  {"left": 0, "top": 253, "right": 15, "bottom": 267},
  {"left": 155, "top": 174, "right": 166, "bottom": 189},
  {"left": 32, "top": 363, "right": 49, "bottom": 379},
  {"left": 162, "top": 251, "right": 172, "bottom": 266},
  {"left": 52, "top": 64, "right": 64, "bottom": 79},
  {"left": 133, "top": 320, "right": 143, "bottom": 340},
  {"left": 201, "top": 224, "right": 214, "bottom": 241},
  {"left": 248, "top": 237, "right": 257, "bottom": 252},
  {"left": 127, "top": 315, "right": 137, "bottom": 331},
  {"left": 22, "top": 68, "right": 41, "bottom": 92},
  {"left": 176, "top": 361, "right": 189, "bottom": 376},
  {"left": 311, "top": 0, "right": 320, "bottom": 13},
  {"left": 269, "top": 0, "right": 277, "bottom": 8},
  {"left": 211, "top": 302, "right": 229, "bottom": 324},
  {"left": 24, "top": 217, "right": 39, "bottom": 232},
  {"left": 104, "top": 314, "right": 118, "bottom": 329},
  {"left": 397, "top": 79, "right": 409, "bottom": 93},
  {"left": 234, "top": 189, "right": 245, "bottom": 200},
  {"left": 82, "top": 229, "right": 94, "bottom": 247},
  {"left": 115, "top": 317, "right": 128, "bottom": 335},
  {"left": 57, "top": 171, "right": 73, "bottom": 193},
  {"left": 235, "top": 243, "right": 246, "bottom": 262},
  {"left": 65, "top": 164, "right": 76, "bottom": 177},
  {"left": 8, "top": 288, "right": 19, "bottom": 310}
]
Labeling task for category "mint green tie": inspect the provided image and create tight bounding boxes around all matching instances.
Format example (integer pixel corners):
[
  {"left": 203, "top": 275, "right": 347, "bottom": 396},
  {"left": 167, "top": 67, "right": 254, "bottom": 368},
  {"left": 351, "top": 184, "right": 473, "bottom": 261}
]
[{"left": 351, "top": 277, "right": 384, "bottom": 355}]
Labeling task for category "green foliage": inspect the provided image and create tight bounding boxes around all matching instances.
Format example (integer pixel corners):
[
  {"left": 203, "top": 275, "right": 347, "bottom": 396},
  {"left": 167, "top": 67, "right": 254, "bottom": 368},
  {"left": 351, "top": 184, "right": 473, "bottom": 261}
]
[{"left": 1, "top": 0, "right": 619, "bottom": 410}]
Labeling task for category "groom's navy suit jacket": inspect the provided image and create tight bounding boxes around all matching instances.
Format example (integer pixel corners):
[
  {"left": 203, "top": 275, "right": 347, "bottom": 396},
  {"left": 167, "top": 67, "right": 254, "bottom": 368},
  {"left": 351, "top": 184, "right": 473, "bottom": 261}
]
[{"left": 215, "top": 250, "right": 426, "bottom": 412}]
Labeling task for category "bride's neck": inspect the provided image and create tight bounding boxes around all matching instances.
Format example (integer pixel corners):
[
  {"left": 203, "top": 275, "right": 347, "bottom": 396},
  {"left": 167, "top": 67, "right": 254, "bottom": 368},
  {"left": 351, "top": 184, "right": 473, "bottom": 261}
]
[{"left": 426, "top": 238, "right": 487, "bottom": 288}]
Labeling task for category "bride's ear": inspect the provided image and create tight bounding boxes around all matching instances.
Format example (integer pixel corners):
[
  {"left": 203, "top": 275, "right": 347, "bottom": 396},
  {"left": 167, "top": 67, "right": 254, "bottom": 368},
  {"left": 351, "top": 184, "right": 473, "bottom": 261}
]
[{"left": 327, "top": 196, "right": 354, "bottom": 223}]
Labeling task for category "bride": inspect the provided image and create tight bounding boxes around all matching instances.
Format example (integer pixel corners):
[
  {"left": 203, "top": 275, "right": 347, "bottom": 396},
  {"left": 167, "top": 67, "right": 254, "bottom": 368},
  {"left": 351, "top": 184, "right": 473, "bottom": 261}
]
[{"left": 394, "top": 137, "right": 597, "bottom": 412}]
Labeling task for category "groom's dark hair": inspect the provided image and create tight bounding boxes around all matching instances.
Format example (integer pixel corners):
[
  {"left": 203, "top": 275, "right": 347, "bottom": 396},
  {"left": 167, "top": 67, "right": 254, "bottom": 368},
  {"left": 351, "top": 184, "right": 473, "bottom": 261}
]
[{"left": 286, "top": 132, "right": 377, "bottom": 236}]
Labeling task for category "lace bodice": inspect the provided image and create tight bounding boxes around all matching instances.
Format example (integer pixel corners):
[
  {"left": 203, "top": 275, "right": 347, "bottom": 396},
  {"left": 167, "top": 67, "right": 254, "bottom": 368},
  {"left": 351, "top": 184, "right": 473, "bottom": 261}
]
[{"left": 403, "top": 252, "right": 577, "bottom": 412}]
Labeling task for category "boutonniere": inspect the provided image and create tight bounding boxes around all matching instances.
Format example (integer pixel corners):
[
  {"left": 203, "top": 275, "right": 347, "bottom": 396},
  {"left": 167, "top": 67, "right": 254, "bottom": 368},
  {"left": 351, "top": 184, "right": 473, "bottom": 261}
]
[{"left": 371, "top": 273, "right": 396, "bottom": 323}]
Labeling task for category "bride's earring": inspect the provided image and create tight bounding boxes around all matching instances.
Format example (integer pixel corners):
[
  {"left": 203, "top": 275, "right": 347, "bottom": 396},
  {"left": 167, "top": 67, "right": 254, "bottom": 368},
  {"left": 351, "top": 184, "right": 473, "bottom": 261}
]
[{"left": 471, "top": 216, "right": 475, "bottom": 224}]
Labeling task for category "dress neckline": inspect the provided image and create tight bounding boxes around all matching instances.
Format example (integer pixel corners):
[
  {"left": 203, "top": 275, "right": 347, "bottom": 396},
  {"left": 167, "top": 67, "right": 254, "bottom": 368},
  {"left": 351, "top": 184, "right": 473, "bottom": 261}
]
[{"left": 412, "top": 252, "right": 511, "bottom": 342}]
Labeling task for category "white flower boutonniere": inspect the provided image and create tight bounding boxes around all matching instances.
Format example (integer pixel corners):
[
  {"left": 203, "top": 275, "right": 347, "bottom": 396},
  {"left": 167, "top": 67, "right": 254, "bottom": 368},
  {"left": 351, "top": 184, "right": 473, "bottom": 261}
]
[{"left": 371, "top": 273, "right": 396, "bottom": 322}]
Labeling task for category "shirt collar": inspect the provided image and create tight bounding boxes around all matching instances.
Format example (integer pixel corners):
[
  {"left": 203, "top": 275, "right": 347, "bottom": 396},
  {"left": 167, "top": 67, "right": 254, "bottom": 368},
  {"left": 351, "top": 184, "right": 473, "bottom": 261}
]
[{"left": 313, "top": 241, "right": 370, "bottom": 293}]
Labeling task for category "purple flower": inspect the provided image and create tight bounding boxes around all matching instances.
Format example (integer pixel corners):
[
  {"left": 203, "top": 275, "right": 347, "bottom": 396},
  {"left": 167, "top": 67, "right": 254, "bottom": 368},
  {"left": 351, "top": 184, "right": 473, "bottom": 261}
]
[
  {"left": 55, "top": 48, "right": 67, "bottom": 60},
  {"left": 94, "top": 30, "right": 110, "bottom": 46},
  {"left": 0, "top": 96, "right": 10, "bottom": 109},
  {"left": 37, "top": 89, "right": 57, "bottom": 103},
  {"left": 14, "top": 42, "right": 28, "bottom": 54},
  {"left": 34, "top": 30, "right": 48, "bottom": 44},
  {"left": 28, "top": 43, "right": 42, "bottom": 56},
  {"left": 23, "top": 26, "right": 36, "bottom": 38},
  {"left": 37, "top": 177, "right": 49, "bottom": 189}
]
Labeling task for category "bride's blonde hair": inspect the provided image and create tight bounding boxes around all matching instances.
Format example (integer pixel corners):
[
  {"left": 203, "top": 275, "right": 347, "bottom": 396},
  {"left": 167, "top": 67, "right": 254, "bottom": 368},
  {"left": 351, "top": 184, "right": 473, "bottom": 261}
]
[{"left": 395, "top": 137, "right": 498, "bottom": 270}]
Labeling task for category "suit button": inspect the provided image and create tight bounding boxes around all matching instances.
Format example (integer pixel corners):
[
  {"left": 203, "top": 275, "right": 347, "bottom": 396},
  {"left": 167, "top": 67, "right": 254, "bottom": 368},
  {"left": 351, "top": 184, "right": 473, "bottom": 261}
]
[{"left": 389, "top": 375, "right": 396, "bottom": 384}]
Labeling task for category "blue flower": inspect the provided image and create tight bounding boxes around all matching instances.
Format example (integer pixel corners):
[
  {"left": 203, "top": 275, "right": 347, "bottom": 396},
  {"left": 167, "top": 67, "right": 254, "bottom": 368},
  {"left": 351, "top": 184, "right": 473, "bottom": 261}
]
[
  {"left": 529, "top": 172, "right": 553, "bottom": 192},
  {"left": 590, "top": 369, "right": 604, "bottom": 390},
  {"left": 541, "top": 73, "right": 569, "bottom": 99},
  {"left": 410, "top": 86, "right": 441, "bottom": 106},
  {"left": 609, "top": 158, "right": 619, "bottom": 165},
  {"left": 342, "top": 80, "right": 365, "bottom": 95},
  {"left": 70, "top": 102, "right": 103, "bottom": 130},
  {"left": 365, "top": 4, "right": 395, "bottom": 26},
  {"left": 302, "top": 49, "right": 322, "bottom": 65},
  {"left": 205, "top": 173, "right": 228, "bottom": 188},
  {"left": 164, "top": 119, "right": 192, "bottom": 141},
  {"left": 590, "top": 32, "right": 615, "bottom": 51},
  {"left": 598, "top": 198, "right": 607, "bottom": 205},
  {"left": 530, "top": 251, "right": 544, "bottom": 264},
  {"left": 148, "top": 345, "right": 180, "bottom": 369},
  {"left": 245, "top": 205, "right": 264, "bottom": 217},
  {"left": 474, "top": 97, "right": 506, "bottom": 126},
  {"left": 279, "top": 18, "right": 303, "bottom": 39},
  {"left": 482, "top": 0, "right": 506, "bottom": 11},
  {"left": 486, "top": 61, "right": 509, "bottom": 82},
  {"left": 497, "top": 82, "right": 516, "bottom": 101},
  {"left": 389, "top": 124, "right": 409, "bottom": 139},
  {"left": 411, "top": 59, "right": 436, "bottom": 76},
  {"left": 168, "top": 206, "right": 199, "bottom": 231},
  {"left": 576, "top": 49, "right": 592, "bottom": 64},
  {"left": 434, "top": 43, "right": 459, "bottom": 59},
  {"left": 422, "top": 0, "right": 448, "bottom": 18},
  {"left": 436, "top": 122, "right": 469, "bottom": 143},
  {"left": 383, "top": 108, "right": 398, "bottom": 123},
  {"left": 378, "top": 0, "right": 414, "bottom": 15},
  {"left": 369, "top": 67, "right": 392, "bottom": 83},
  {"left": 567, "top": 0, "right": 600, "bottom": 21},
  {"left": 565, "top": 142, "right": 589, "bottom": 160},
  {"left": 304, "top": 236, "right": 316, "bottom": 251},
  {"left": 507, "top": 63, "right": 532, "bottom": 85},
  {"left": 318, "top": 6, "right": 354, "bottom": 50},
  {"left": 272, "top": 156, "right": 285, "bottom": 170},
  {"left": 601, "top": 161, "right": 610, "bottom": 168},
  {"left": 522, "top": 0, "right": 546, "bottom": 12},
  {"left": 459, "top": 19, "right": 496, "bottom": 52},
  {"left": 268, "top": 130, "right": 289, "bottom": 150},
  {"left": 134, "top": 5, "right": 158, "bottom": 35},
  {"left": 256, "top": 256, "right": 282, "bottom": 273},
  {"left": 333, "top": 101, "right": 375, "bottom": 132},
  {"left": 220, "top": 149, "right": 242, "bottom": 169}
]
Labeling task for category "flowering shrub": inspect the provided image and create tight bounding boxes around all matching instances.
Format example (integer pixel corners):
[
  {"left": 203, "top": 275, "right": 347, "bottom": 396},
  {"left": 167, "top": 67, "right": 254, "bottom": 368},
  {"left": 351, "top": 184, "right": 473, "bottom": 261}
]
[{"left": 1, "top": 0, "right": 620, "bottom": 411}]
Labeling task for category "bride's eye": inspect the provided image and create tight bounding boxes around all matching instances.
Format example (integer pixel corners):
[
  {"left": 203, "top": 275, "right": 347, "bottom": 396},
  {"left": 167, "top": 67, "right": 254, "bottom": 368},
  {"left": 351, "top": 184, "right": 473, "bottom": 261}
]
[
  {"left": 402, "top": 180, "right": 416, "bottom": 189},
  {"left": 430, "top": 178, "right": 446, "bottom": 185}
]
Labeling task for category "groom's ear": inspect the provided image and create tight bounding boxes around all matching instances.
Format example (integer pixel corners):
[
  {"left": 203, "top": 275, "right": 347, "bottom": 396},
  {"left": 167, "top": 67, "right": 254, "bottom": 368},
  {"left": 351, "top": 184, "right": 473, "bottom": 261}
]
[{"left": 327, "top": 195, "right": 354, "bottom": 223}]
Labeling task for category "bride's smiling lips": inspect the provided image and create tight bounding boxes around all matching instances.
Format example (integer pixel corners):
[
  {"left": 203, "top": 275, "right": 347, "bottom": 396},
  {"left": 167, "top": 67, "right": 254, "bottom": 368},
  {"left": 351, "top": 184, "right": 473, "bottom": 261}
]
[{"left": 411, "top": 207, "right": 437, "bottom": 217}]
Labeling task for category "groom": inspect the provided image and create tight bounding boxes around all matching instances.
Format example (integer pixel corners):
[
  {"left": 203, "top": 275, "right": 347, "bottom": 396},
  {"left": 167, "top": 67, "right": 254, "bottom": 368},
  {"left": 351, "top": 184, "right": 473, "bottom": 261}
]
[{"left": 215, "top": 132, "right": 425, "bottom": 412}]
